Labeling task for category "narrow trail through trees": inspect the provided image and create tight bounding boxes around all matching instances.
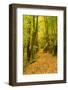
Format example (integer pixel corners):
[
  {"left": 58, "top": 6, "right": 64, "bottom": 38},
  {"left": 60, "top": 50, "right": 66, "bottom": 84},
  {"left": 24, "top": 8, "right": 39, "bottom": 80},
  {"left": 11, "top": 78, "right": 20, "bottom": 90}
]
[{"left": 24, "top": 51, "right": 57, "bottom": 74}]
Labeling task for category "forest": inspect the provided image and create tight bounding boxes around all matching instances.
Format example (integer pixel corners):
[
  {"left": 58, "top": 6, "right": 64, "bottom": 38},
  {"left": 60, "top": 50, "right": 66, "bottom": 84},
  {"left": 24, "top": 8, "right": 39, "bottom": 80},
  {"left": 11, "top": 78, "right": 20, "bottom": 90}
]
[{"left": 23, "top": 15, "right": 57, "bottom": 74}]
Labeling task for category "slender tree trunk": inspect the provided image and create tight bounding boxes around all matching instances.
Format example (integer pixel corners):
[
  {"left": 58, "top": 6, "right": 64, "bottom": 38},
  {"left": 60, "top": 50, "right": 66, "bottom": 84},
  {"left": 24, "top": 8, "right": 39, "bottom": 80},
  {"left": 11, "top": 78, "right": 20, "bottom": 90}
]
[
  {"left": 31, "top": 16, "right": 35, "bottom": 60},
  {"left": 27, "top": 23, "right": 31, "bottom": 62},
  {"left": 35, "top": 16, "right": 38, "bottom": 52},
  {"left": 44, "top": 16, "right": 49, "bottom": 52},
  {"left": 31, "top": 16, "right": 38, "bottom": 60}
]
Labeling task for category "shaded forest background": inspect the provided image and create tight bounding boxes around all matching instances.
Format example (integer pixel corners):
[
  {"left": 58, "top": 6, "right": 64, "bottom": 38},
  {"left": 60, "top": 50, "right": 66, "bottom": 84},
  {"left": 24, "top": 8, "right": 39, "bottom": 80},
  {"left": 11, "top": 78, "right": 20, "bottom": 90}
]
[{"left": 23, "top": 15, "right": 57, "bottom": 74}]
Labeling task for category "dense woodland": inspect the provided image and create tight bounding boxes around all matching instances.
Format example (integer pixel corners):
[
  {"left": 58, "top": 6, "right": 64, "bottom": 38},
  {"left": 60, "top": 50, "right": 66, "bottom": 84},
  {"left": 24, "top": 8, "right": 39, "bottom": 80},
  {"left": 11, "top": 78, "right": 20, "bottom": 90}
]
[{"left": 23, "top": 15, "right": 57, "bottom": 72}]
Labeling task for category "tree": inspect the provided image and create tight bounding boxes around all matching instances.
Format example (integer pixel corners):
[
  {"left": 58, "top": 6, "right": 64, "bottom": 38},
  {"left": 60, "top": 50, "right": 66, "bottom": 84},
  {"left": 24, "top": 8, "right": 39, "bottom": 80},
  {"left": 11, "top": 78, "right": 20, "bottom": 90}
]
[
  {"left": 27, "top": 20, "right": 31, "bottom": 62},
  {"left": 31, "top": 16, "right": 39, "bottom": 60},
  {"left": 43, "top": 16, "right": 49, "bottom": 52}
]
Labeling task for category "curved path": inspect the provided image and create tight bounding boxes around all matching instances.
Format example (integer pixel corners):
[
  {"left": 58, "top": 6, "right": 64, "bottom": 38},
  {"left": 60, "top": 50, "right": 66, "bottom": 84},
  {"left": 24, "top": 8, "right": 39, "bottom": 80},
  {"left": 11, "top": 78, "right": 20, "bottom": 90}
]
[{"left": 24, "top": 51, "right": 57, "bottom": 74}]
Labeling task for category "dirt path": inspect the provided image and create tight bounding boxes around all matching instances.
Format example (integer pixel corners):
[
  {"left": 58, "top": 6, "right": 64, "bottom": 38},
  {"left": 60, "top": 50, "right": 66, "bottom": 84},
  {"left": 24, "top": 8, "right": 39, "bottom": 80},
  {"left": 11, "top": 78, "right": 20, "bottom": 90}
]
[{"left": 23, "top": 51, "right": 57, "bottom": 74}]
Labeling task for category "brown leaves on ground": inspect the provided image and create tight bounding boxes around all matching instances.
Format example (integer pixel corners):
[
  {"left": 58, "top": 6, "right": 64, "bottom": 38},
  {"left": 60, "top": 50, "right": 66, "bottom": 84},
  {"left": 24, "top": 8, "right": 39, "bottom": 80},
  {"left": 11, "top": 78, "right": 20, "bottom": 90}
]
[{"left": 23, "top": 51, "right": 57, "bottom": 74}]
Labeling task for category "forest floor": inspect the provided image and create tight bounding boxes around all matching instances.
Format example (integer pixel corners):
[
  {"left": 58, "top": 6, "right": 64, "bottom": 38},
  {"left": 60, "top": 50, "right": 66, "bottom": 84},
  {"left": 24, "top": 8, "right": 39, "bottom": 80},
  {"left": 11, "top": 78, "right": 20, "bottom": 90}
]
[{"left": 23, "top": 50, "right": 57, "bottom": 74}]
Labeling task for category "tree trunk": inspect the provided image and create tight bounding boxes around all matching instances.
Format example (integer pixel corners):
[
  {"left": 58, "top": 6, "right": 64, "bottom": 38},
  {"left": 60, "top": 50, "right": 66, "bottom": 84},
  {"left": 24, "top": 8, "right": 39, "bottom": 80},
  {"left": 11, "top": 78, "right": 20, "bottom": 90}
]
[
  {"left": 27, "top": 24, "right": 31, "bottom": 62},
  {"left": 31, "top": 16, "right": 38, "bottom": 60}
]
